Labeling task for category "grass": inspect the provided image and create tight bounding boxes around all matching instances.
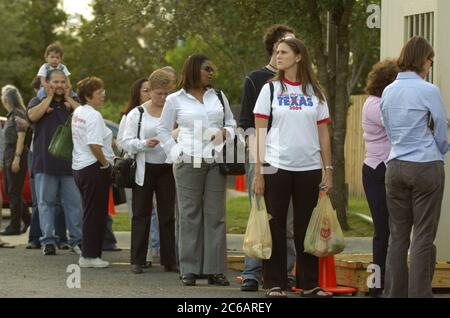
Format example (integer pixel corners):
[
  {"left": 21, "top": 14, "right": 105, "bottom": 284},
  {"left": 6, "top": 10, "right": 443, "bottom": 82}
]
[
  {"left": 112, "top": 212, "right": 131, "bottom": 232},
  {"left": 112, "top": 195, "right": 374, "bottom": 238}
]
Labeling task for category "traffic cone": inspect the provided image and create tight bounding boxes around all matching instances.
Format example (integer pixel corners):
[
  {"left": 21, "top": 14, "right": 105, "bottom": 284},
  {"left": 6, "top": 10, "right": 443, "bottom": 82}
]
[
  {"left": 108, "top": 186, "right": 116, "bottom": 216},
  {"left": 235, "top": 176, "right": 246, "bottom": 192},
  {"left": 319, "top": 256, "right": 356, "bottom": 294}
]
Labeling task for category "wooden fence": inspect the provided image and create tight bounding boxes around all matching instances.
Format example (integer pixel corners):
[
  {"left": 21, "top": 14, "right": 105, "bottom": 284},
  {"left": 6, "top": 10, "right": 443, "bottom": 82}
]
[{"left": 345, "top": 95, "right": 368, "bottom": 198}]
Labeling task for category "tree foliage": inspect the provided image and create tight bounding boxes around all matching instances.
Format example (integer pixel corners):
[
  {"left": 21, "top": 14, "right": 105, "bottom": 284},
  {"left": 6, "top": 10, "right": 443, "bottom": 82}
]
[
  {"left": 0, "top": 0, "right": 381, "bottom": 227},
  {"left": 0, "top": 0, "right": 66, "bottom": 109}
]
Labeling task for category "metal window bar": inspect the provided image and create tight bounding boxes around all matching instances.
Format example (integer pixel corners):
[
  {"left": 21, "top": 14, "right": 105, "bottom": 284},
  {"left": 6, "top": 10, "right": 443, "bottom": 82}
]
[{"left": 404, "top": 12, "right": 434, "bottom": 83}]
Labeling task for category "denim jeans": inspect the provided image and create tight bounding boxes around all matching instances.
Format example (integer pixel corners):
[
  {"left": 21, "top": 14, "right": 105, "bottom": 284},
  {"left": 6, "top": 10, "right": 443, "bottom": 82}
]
[
  {"left": 149, "top": 207, "right": 160, "bottom": 253},
  {"left": 34, "top": 173, "right": 82, "bottom": 247},
  {"left": 28, "top": 152, "right": 67, "bottom": 245},
  {"left": 242, "top": 162, "right": 296, "bottom": 283}
]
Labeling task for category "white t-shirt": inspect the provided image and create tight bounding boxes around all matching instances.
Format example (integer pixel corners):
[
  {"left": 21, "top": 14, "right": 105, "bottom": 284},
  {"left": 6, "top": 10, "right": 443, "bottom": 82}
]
[
  {"left": 37, "top": 63, "right": 71, "bottom": 77},
  {"left": 253, "top": 79, "right": 331, "bottom": 171},
  {"left": 71, "top": 105, "right": 114, "bottom": 170}
]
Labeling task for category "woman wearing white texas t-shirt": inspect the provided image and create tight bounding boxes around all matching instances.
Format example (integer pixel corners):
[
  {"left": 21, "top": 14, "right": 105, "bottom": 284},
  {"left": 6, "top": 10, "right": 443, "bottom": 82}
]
[{"left": 253, "top": 37, "right": 333, "bottom": 298}]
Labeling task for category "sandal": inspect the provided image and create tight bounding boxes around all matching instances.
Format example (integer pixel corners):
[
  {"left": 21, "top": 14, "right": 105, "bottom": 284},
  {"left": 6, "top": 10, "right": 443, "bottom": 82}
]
[
  {"left": 301, "top": 287, "right": 333, "bottom": 298},
  {"left": 266, "top": 287, "right": 288, "bottom": 298}
]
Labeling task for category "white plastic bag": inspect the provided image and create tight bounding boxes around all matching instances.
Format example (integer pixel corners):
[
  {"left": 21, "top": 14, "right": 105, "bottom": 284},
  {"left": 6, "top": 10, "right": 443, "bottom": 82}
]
[
  {"left": 304, "top": 194, "right": 345, "bottom": 257},
  {"left": 243, "top": 195, "right": 272, "bottom": 259}
]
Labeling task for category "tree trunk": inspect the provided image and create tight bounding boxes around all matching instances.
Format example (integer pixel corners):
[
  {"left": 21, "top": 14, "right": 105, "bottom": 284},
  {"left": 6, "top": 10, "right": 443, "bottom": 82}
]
[{"left": 329, "top": 0, "right": 355, "bottom": 231}]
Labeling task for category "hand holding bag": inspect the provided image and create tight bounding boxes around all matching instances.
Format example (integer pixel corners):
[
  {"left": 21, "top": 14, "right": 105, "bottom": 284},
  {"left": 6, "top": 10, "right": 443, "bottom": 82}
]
[
  {"left": 48, "top": 114, "right": 73, "bottom": 161},
  {"left": 243, "top": 195, "right": 272, "bottom": 259},
  {"left": 112, "top": 106, "right": 144, "bottom": 188},
  {"left": 304, "top": 193, "right": 346, "bottom": 257}
]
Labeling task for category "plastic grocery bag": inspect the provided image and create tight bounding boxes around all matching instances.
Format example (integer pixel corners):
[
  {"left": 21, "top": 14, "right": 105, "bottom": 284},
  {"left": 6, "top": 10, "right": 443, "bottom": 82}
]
[
  {"left": 304, "top": 194, "right": 345, "bottom": 257},
  {"left": 242, "top": 195, "right": 272, "bottom": 259}
]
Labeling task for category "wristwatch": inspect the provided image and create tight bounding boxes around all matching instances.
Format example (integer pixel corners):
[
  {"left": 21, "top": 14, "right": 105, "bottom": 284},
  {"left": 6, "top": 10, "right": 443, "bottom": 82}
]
[{"left": 325, "top": 166, "right": 334, "bottom": 171}]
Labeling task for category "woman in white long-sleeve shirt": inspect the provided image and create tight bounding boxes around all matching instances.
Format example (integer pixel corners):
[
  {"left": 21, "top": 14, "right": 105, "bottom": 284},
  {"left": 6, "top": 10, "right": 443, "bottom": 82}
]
[
  {"left": 117, "top": 79, "right": 151, "bottom": 221},
  {"left": 158, "top": 54, "right": 236, "bottom": 287},
  {"left": 122, "top": 69, "right": 177, "bottom": 274}
]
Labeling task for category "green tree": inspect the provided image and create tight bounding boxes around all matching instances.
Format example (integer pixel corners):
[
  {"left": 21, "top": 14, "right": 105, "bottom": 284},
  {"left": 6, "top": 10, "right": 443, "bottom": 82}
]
[{"left": 0, "top": 0, "right": 67, "bottom": 107}]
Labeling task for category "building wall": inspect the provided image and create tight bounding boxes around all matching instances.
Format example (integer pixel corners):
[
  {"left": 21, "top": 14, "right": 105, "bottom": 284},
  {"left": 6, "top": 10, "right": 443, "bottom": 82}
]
[{"left": 381, "top": 0, "right": 450, "bottom": 261}]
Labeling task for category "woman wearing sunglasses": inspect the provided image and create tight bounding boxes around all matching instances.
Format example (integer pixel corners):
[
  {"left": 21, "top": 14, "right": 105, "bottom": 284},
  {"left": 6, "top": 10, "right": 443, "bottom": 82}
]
[{"left": 158, "top": 54, "right": 236, "bottom": 287}]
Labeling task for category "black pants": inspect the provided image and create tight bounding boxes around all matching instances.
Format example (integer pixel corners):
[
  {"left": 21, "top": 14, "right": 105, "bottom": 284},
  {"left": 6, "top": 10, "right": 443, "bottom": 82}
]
[
  {"left": 263, "top": 167, "right": 322, "bottom": 290},
  {"left": 131, "top": 163, "right": 176, "bottom": 267},
  {"left": 3, "top": 146, "right": 30, "bottom": 231},
  {"left": 362, "top": 163, "right": 389, "bottom": 292},
  {"left": 73, "top": 161, "right": 111, "bottom": 258}
]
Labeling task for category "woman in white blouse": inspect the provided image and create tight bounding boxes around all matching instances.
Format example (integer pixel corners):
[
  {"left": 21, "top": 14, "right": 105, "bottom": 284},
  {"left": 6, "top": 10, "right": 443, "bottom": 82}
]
[
  {"left": 72, "top": 77, "right": 114, "bottom": 268},
  {"left": 122, "top": 69, "right": 177, "bottom": 274},
  {"left": 158, "top": 54, "right": 236, "bottom": 287}
]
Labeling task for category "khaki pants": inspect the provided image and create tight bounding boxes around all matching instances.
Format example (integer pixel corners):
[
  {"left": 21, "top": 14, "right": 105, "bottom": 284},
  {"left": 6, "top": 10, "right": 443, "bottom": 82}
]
[{"left": 385, "top": 160, "right": 444, "bottom": 298}]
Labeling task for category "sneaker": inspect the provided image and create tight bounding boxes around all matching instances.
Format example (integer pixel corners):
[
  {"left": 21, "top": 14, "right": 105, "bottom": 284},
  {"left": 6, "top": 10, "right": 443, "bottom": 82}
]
[
  {"left": 71, "top": 245, "right": 82, "bottom": 255},
  {"left": 26, "top": 241, "right": 41, "bottom": 249},
  {"left": 78, "top": 257, "right": 110, "bottom": 268},
  {"left": 43, "top": 244, "right": 56, "bottom": 255}
]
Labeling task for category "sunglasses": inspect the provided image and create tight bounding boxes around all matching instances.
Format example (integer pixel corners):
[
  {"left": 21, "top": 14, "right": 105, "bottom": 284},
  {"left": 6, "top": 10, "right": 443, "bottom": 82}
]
[{"left": 201, "top": 65, "right": 215, "bottom": 73}]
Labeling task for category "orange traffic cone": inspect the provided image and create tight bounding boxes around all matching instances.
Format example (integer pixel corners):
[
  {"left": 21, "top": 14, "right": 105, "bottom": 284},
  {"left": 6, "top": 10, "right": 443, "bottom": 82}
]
[
  {"left": 108, "top": 186, "right": 116, "bottom": 216},
  {"left": 235, "top": 176, "right": 246, "bottom": 192},
  {"left": 319, "top": 256, "right": 356, "bottom": 294}
]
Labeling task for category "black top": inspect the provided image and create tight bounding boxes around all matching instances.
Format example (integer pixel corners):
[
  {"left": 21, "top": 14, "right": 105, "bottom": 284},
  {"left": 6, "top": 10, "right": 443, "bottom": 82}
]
[
  {"left": 4, "top": 108, "right": 28, "bottom": 146},
  {"left": 238, "top": 67, "right": 275, "bottom": 130},
  {"left": 28, "top": 96, "right": 78, "bottom": 176}
]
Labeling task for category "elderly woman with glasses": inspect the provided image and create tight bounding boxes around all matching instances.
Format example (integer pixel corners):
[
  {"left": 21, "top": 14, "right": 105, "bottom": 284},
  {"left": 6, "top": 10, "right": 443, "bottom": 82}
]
[{"left": 0, "top": 85, "right": 31, "bottom": 237}]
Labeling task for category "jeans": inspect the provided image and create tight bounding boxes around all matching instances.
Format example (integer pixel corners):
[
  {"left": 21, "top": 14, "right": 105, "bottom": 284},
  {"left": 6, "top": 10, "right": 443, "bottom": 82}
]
[
  {"left": 28, "top": 152, "right": 67, "bottom": 245},
  {"left": 149, "top": 207, "right": 160, "bottom": 253},
  {"left": 34, "top": 173, "right": 82, "bottom": 248}
]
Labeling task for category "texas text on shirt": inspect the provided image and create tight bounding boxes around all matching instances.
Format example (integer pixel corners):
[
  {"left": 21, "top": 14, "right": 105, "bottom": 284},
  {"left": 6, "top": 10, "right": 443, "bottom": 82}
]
[
  {"left": 157, "top": 88, "right": 236, "bottom": 162},
  {"left": 381, "top": 71, "right": 448, "bottom": 163},
  {"left": 71, "top": 105, "right": 114, "bottom": 171},
  {"left": 253, "top": 79, "right": 331, "bottom": 171}
]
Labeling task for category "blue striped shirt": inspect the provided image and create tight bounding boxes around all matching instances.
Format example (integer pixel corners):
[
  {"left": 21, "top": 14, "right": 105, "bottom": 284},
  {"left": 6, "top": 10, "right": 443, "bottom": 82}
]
[{"left": 381, "top": 72, "right": 448, "bottom": 163}]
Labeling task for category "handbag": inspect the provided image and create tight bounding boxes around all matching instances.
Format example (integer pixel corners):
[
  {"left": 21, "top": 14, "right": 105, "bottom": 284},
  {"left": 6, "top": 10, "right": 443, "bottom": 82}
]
[
  {"left": 48, "top": 114, "right": 73, "bottom": 161},
  {"left": 112, "top": 106, "right": 144, "bottom": 188},
  {"left": 215, "top": 90, "right": 246, "bottom": 175},
  {"left": 243, "top": 195, "right": 272, "bottom": 259}
]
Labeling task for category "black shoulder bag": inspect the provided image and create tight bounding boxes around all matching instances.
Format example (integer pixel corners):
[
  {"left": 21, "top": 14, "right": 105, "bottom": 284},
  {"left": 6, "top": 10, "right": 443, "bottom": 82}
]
[
  {"left": 112, "top": 106, "right": 144, "bottom": 188},
  {"left": 215, "top": 90, "right": 246, "bottom": 176}
]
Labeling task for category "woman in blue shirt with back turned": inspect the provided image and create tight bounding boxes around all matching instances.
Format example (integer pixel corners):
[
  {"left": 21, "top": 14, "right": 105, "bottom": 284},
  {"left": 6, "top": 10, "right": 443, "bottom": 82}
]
[{"left": 381, "top": 36, "right": 448, "bottom": 298}]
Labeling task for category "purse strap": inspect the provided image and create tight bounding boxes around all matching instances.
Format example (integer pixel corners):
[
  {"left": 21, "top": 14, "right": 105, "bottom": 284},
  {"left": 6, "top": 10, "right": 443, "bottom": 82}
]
[
  {"left": 136, "top": 106, "right": 144, "bottom": 139},
  {"left": 215, "top": 89, "right": 225, "bottom": 128},
  {"left": 134, "top": 106, "right": 145, "bottom": 160},
  {"left": 268, "top": 82, "right": 274, "bottom": 131}
]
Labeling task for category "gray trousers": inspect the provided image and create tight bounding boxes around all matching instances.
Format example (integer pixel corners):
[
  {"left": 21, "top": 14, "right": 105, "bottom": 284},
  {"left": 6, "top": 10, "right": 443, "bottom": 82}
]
[
  {"left": 174, "top": 159, "right": 227, "bottom": 275},
  {"left": 385, "top": 160, "right": 444, "bottom": 298}
]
